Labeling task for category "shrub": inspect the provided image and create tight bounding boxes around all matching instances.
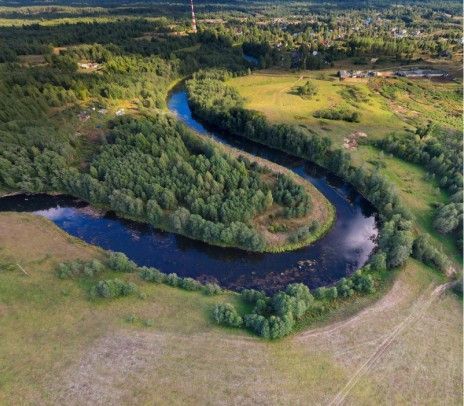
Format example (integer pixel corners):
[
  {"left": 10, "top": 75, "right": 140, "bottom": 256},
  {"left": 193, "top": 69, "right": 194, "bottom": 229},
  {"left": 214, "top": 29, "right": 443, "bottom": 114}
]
[
  {"left": 139, "top": 267, "right": 165, "bottom": 283},
  {"left": 412, "top": 235, "right": 451, "bottom": 273},
  {"left": 352, "top": 270, "right": 375, "bottom": 294},
  {"left": 244, "top": 313, "right": 270, "bottom": 338},
  {"left": 91, "top": 278, "right": 137, "bottom": 298},
  {"left": 336, "top": 277, "right": 354, "bottom": 298},
  {"left": 107, "top": 252, "right": 137, "bottom": 273},
  {"left": 165, "top": 273, "right": 181, "bottom": 287},
  {"left": 202, "top": 282, "right": 222, "bottom": 296},
  {"left": 268, "top": 314, "right": 294, "bottom": 339},
  {"left": 179, "top": 277, "right": 202, "bottom": 291},
  {"left": 213, "top": 303, "right": 243, "bottom": 327},
  {"left": 241, "top": 288, "right": 267, "bottom": 304},
  {"left": 369, "top": 251, "right": 387, "bottom": 271},
  {"left": 57, "top": 259, "right": 104, "bottom": 279}
]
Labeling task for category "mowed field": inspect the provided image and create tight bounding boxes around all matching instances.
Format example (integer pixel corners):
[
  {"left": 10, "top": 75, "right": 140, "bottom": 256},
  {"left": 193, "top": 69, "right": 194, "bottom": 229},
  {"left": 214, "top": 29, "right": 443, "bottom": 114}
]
[
  {"left": 227, "top": 71, "right": 409, "bottom": 145},
  {"left": 0, "top": 212, "right": 461, "bottom": 405}
]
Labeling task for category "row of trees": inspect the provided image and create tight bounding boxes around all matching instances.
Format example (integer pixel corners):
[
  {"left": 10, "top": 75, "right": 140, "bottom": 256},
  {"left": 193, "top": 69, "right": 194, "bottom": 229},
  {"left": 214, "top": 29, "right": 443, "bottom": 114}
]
[{"left": 214, "top": 268, "right": 377, "bottom": 339}]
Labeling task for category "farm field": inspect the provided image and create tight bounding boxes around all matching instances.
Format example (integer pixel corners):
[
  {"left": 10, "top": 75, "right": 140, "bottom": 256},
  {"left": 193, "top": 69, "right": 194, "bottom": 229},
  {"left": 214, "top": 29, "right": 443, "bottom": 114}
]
[{"left": 0, "top": 212, "right": 461, "bottom": 404}]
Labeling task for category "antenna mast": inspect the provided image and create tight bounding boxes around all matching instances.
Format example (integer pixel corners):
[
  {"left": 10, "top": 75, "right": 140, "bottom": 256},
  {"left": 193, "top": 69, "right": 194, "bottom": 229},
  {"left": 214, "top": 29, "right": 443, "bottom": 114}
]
[{"left": 190, "top": 0, "right": 197, "bottom": 34}]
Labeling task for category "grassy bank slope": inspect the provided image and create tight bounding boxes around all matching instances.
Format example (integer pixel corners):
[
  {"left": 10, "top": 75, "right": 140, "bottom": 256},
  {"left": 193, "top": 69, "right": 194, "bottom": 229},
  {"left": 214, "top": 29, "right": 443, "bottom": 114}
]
[{"left": 0, "top": 212, "right": 461, "bottom": 404}]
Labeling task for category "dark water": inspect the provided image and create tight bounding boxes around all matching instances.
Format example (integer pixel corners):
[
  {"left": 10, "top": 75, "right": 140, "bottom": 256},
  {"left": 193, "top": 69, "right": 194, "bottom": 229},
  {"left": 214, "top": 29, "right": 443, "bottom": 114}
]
[{"left": 0, "top": 89, "right": 378, "bottom": 292}]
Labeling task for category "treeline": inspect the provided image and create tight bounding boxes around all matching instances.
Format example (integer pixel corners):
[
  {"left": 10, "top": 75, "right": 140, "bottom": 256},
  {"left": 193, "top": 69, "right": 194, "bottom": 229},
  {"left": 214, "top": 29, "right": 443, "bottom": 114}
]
[
  {"left": 214, "top": 265, "right": 379, "bottom": 339},
  {"left": 375, "top": 132, "right": 462, "bottom": 246},
  {"left": 186, "top": 72, "right": 418, "bottom": 270}
]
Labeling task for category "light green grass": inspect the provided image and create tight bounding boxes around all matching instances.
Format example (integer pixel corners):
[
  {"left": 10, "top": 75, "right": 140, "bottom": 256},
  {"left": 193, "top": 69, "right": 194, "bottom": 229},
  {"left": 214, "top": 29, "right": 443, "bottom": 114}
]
[{"left": 228, "top": 71, "right": 409, "bottom": 145}]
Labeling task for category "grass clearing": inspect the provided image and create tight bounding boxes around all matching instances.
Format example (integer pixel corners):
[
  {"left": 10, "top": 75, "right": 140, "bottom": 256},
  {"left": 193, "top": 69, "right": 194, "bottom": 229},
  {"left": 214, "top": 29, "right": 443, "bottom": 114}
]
[
  {"left": 0, "top": 212, "right": 461, "bottom": 404},
  {"left": 228, "top": 70, "right": 408, "bottom": 145}
]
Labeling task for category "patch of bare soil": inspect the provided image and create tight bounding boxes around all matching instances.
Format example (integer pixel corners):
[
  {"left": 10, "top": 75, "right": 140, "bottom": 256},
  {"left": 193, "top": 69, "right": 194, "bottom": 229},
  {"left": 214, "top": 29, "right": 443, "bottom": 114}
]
[{"left": 343, "top": 130, "right": 367, "bottom": 150}]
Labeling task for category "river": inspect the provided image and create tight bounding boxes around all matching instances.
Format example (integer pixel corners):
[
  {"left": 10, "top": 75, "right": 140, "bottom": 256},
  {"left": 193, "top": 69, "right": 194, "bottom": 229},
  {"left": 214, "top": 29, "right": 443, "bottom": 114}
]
[{"left": 0, "top": 88, "right": 378, "bottom": 292}]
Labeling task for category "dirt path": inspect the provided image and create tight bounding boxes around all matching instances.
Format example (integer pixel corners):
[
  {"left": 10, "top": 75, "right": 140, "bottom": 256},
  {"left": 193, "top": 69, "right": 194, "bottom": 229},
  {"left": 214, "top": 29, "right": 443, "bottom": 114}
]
[{"left": 325, "top": 282, "right": 451, "bottom": 406}]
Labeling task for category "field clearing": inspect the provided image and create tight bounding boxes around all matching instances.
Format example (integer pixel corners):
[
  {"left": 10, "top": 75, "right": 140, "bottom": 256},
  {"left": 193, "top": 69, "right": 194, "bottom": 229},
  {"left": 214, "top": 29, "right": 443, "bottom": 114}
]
[
  {"left": 0, "top": 212, "right": 461, "bottom": 404},
  {"left": 228, "top": 71, "right": 409, "bottom": 145}
]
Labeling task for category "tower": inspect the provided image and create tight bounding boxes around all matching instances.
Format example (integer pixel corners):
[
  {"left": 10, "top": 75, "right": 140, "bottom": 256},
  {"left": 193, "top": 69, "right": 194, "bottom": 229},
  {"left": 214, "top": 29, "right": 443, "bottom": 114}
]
[{"left": 190, "top": 0, "right": 197, "bottom": 34}]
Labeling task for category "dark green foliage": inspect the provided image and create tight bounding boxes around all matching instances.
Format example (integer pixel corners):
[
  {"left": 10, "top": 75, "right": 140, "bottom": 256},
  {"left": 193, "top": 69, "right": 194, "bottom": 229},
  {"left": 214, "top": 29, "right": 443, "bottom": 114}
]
[
  {"left": 139, "top": 267, "right": 166, "bottom": 283},
  {"left": 202, "top": 282, "right": 222, "bottom": 296},
  {"left": 90, "top": 278, "right": 137, "bottom": 298},
  {"left": 294, "top": 80, "right": 318, "bottom": 98},
  {"left": 178, "top": 277, "right": 203, "bottom": 291},
  {"left": 376, "top": 132, "right": 462, "bottom": 195},
  {"left": 56, "top": 259, "right": 104, "bottom": 279},
  {"left": 165, "top": 273, "right": 181, "bottom": 287},
  {"left": 187, "top": 72, "right": 414, "bottom": 269},
  {"left": 213, "top": 303, "right": 243, "bottom": 327},
  {"left": 433, "top": 203, "right": 462, "bottom": 234},
  {"left": 351, "top": 270, "right": 376, "bottom": 294},
  {"left": 369, "top": 251, "right": 387, "bottom": 272},
  {"left": 241, "top": 288, "right": 267, "bottom": 304},
  {"left": 378, "top": 215, "right": 414, "bottom": 268}
]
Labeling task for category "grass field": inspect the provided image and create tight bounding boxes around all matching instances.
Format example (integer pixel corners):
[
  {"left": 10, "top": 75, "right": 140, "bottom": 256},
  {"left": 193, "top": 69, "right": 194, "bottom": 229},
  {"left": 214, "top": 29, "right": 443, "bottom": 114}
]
[
  {"left": 0, "top": 212, "right": 461, "bottom": 404},
  {"left": 228, "top": 70, "right": 409, "bottom": 145},
  {"left": 228, "top": 70, "right": 462, "bottom": 147}
]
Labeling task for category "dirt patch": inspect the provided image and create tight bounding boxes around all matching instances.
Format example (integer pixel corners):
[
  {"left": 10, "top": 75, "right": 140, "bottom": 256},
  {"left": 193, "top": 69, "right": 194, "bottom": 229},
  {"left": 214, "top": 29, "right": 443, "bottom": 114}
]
[{"left": 343, "top": 131, "right": 367, "bottom": 150}]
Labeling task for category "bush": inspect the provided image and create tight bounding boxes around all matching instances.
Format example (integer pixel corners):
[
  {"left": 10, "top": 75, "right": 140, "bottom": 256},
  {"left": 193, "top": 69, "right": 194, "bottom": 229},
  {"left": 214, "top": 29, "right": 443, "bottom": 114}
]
[
  {"left": 241, "top": 288, "right": 267, "bottom": 304},
  {"left": 57, "top": 259, "right": 104, "bottom": 279},
  {"left": 369, "top": 251, "right": 387, "bottom": 271},
  {"left": 165, "top": 273, "right": 181, "bottom": 287},
  {"left": 107, "top": 252, "right": 137, "bottom": 273},
  {"left": 202, "top": 282, "right": 222, "bottom": 296},
  {"left": 90, "top": 278, "right": 137, "bottom": 298},
  {"left": 213, "top": 303, "right": 243, "bottom": 327},
  {"left": 412, "top": 235, "right": 451, "bottom": 273},
  {"left": 352, "top": 270, "right": 375, "bottom": 294},
  {"left": 179, "top": 277, "right": 202, "bottom": 291},
  {"left": 336, "top": 277, "right": 354, "bottom": 298},
  {"left": 139, "top": 267, "right": 165, "bottom": 283}
]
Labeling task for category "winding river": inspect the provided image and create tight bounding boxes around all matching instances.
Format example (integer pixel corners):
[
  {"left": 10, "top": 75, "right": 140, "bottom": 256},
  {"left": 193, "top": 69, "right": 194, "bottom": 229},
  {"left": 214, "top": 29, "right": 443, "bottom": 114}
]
[{"left": 0, "top": 88, "right": 378, "bottom": 292}]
